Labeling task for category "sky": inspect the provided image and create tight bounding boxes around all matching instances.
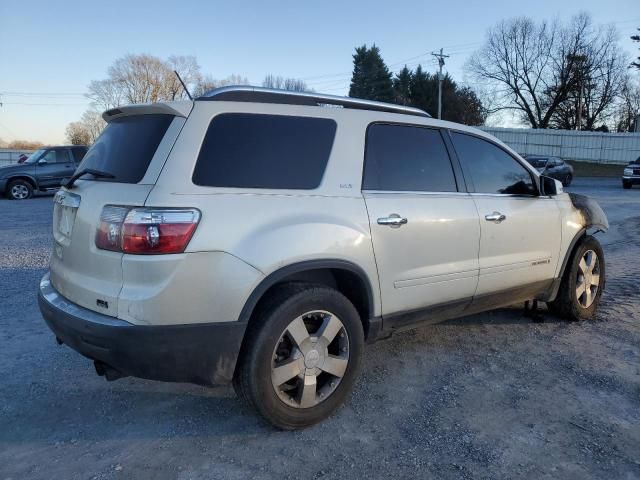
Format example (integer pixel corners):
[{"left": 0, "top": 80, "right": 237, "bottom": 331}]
[{"left": 0, "top": 0, "right": 639, "bottom": 144}]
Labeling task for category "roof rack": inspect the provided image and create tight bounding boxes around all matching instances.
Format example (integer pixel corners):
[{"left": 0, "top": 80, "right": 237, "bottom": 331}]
[{"left": 196, "top": 86, "right": 431, "bottom": 118}]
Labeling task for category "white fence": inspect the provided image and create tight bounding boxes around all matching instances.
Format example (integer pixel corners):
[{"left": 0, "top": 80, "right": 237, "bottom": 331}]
[
  {"left": 0, "top": 149, "right": 35, "bottom": 167},
  {"left": 479, "top": 128, "right": 640, "bottom": 165}
]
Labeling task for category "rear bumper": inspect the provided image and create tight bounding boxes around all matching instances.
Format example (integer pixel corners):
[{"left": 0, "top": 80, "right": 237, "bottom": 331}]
[
  {"left": 38, "top": 272, "right": 247, "bottom": 386},
  {"left": 0, "top": 178, "right": 7, "bottom": 193}
]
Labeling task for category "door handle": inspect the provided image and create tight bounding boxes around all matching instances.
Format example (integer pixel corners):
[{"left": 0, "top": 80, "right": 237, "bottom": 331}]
[
  {"left": 377, "top": 214, "right": 408, "bottom": 228},
  {"left": 485, "top": 212, "right": 506, "bottom": 223}
]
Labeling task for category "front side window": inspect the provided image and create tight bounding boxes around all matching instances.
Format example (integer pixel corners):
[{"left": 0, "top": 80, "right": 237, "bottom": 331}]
[
  {"left": 451, "top": 132, "right": 537, "bottom": 195},
  {"left": 363, "top": 124, "right": 457, "bottom": 192},
  {"left": 192, "top": 114, "right": 337, "bottom": 189}
]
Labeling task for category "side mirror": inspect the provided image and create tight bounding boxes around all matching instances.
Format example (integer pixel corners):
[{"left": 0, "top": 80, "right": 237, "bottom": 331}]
[
  {"left": 38, "top": 159, "right": 47, "bottom": 165},
  {"left": 541, "top": 175, "right": 563, "bottom": 196}
]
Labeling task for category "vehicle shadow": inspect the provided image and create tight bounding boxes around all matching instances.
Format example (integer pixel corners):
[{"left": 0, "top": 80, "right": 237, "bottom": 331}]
[{"left": 439, "top": 304, "right": 565, "bottom": 326}]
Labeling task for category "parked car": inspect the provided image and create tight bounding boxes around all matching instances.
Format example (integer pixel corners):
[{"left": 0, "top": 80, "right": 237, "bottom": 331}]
[
  {"left": 0, "top": 146, "right": 88, "bottom": 199},
  {"left": 38, "top": 87, "right": 608, "bottom": 429},
  {"left": 622, "top": 156, "right": 640, "bottom": 189},
  {"left": 524, "top": 155, "right": 574, "bottom": 187}
]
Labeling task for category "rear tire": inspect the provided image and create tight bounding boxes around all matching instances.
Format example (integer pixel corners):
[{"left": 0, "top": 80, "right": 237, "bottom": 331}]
[
  {"left": 563, "top": 174, "right": 573, "bottom": 187},
  {"left": 548, "top": 235, "right": 605, "bottom": 321},
  {"left": 6, "top": 179, "right": 33, "bottom": 200},
  {"left": 622, "top": 180, "right": 632, "bottom": 189},
  {"left": 234, "top": 283, "right": 364, "bottom": 430}
]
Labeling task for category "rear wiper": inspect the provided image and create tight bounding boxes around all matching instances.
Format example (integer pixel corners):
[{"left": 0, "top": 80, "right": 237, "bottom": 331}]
[{"left": 62, "top": 169, "right": 115, "bottom": 189}]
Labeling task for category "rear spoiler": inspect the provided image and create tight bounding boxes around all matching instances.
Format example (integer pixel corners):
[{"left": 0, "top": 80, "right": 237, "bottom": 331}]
[{"left": 102, "top": 101, "right": 193, "bottom": 122}]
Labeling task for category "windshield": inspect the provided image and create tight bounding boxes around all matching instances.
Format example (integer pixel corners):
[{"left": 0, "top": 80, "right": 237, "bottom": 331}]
[
  {"left": 24, "top": 149, "right": 46, "bottom": 164},
  {"left": 76, "top": 114, "right": 174, "bottom": 184},
  {"left": 528, "top": 158, "right": 548, "bottom": 168}
]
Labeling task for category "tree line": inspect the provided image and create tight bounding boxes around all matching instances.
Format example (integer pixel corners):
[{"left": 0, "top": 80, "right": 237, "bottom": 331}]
[
  {"left": 348, "top": 45, "right": 486, "bottom": 125},
  {"left": 65, "top": 14, "right": 639, "bottom": 145},
  {"left": 65, "top": 54, "right": 311, "bottom": 145}
]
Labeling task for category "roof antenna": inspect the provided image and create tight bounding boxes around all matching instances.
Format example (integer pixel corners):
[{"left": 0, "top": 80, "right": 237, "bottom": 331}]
[{"left": 174, "top": 70, "right": 193, "bottom": 101}]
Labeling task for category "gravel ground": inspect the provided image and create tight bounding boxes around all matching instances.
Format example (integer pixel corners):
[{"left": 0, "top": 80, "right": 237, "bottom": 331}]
[{"left": 0, "top": 178, "right": 639, "bottom": 479}]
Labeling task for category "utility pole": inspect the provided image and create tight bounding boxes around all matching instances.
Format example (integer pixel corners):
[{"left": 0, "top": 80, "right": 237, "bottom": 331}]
[{"left": 431, "top": 48, "right": 450, "bottom": 119}]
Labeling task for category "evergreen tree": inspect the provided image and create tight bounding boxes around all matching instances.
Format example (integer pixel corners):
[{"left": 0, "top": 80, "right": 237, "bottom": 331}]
[
  {"left": 393, "top": 66, "right": 413, "bottom": 105},
  {"left": 348, "top": 45, "right": 394, "bottom": 102}
]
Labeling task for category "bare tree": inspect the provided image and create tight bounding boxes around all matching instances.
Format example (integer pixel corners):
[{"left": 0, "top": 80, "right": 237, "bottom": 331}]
[
  {"left": 550, "top": 18, "right": 627, "bottom": 130},
  {"left": 87, "top": 78, "right": 123, "bottom": 111},
  {"left": 262, "top": 75, "right": 310, "bottom": 92},
  {"left": 614, "top": 77, "right": 640, "bottom": 132},
  {"left": 65, "top": 122, "right": 92, "bottom": 145},
  {"left": 166, "top": 55, "right": 202, "bottom": 100},
  {"left": 467, "top": 13, "right": 624, "bottom": 129},
  {"left": 192, "top": 74, "right": 250, "bottom": 97}
]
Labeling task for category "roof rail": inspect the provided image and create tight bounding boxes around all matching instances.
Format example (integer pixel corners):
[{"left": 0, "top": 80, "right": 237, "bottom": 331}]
[{"left": 196, "top": 86, "right": 431, "bottom": 118}]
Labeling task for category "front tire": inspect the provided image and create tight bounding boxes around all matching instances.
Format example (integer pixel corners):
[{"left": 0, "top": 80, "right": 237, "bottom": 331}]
[
  {"left": 622, "top": 180, "right": 632, "bottom": 189},
  {"left": 234, "top": 284, "right": 364, "bottom": 430},
  {"left": 6, "top": 179, "right": 33, "bottom": 200},
  {"left": 548, "top": 235, "right": 605, "bottom": 321}
]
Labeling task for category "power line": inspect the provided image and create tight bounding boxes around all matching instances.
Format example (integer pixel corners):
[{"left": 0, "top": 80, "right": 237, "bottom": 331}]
[{"left": 0, "top": 91, "right": 86, "bottom": 97}]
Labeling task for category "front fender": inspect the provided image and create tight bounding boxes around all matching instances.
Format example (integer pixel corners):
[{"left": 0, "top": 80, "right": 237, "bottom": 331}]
[{"left": 568, "top": 193, "right": 608, "bottom": 232}]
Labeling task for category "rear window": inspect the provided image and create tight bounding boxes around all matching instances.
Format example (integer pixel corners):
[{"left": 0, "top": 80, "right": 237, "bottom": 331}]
[
  {"left": 192, "top": 113, "right": 337, "bottom": 189},
  {"left": 77, "top": 114, "right": 173, "bottom": 184}
]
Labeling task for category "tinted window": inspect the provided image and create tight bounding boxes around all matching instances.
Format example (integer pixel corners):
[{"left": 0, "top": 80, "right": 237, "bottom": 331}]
[
  {"left": 363, "top": 124, "right": 457, "bottom": 192},
  {"left": 71, "top": 147, "right": 87, "bottom": 163},
  {"left": 41, "top": 149, "right": 70, "bottom": 164},
  {"left": 77, "top": 114, "right": 173, "bottom": 184},
  {"left": 527, "top": 157, "right": 548, "bottom": 168},
  {"left": 192, "top": 114, "right": 336, "bottom": 189},
  {"left": 451, "top": 132, "right": 536, "bottom": 195}
]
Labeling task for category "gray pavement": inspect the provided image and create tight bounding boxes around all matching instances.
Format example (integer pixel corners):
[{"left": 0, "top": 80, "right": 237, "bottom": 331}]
[{"left": 0, "top": 178, "right": 638, "bottom": 479}]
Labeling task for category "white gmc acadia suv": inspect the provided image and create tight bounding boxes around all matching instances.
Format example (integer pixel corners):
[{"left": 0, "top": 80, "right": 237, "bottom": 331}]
[{"left": 39, "top": 87, "right": 609, "bottom": 429}]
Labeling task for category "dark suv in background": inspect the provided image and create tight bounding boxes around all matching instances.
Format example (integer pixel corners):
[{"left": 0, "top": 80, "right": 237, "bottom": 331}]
[
  {"left": 524, "top": 155, "right": 574, "bottom": 187},
  {"left": 0, "top": 145, "right": 88, "bottom": 200},
  {"left": 622, "top": 157, "right": 640, "bottom": 189}
]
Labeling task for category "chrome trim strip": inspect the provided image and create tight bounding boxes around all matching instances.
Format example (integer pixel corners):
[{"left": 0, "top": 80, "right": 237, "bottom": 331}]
[
  {"left": 395, "top": 269, "right": 479, "bottom": 289},
  {"left": 362, "top": 190, "right": 471, "bottom": 196},
  {"left": 197, "top": 85, "right": 431, "bottom": 118}
]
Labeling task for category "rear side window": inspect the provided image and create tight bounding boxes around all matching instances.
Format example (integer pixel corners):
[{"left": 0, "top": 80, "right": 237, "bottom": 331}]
[
  {"left": 363, "top": 124, "right": 457, "bottom": 192},
  {"left": 77, "top": 114, "right": 174, "bottom": 184},
  {"left": 71, "top": 147, "right": 87, "bottom": 163},
  {"left": 192, "top": 114, "right": 336, "bottom": 189},
  {"left": 451, "top": 132, "right": 537, "bottom": 195}
]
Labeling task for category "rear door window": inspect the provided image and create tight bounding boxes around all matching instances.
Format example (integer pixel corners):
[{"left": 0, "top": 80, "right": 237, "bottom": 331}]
[
  {"left": 451, "top": 132, "right": 537, "bottom": 195},
  {"left": 363, "top": 123, "right": 457, "bottom": 192},
  {"left": 76, "top": 114, "right": 174, "bottom": 184},
  {"left": 71, "top": 147, "right": 87, "bottom": 163},
  {"left": 192, "top": 113, "right": 336, "bottom": 189}
]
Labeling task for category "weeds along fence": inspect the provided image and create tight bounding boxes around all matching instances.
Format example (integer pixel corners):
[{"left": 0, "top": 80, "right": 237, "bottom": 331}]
[{"left": 479, "top": 127, "right": 640, "bottom": 165}]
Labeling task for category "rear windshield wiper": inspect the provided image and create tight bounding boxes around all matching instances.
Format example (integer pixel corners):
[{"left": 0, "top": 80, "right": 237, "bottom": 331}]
[{"left": 62, "top": 169, "right": 115, "bottom": 189}]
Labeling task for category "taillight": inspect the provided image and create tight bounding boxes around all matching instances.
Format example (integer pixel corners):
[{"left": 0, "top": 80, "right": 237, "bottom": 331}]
[{"left": 96, "top": 206, "right": 200, "bottom": 254}]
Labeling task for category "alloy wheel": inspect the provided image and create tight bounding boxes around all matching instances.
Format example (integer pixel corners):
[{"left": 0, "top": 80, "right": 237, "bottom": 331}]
[
  {"left": 576, "top": 249, "right": 600, "bottom": 308},
  {"left": 11, "top": 184, "right": 29, "bottom": 199},
  {"left": 271, "top": 310, "right": 349, "bottom": 408}
]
